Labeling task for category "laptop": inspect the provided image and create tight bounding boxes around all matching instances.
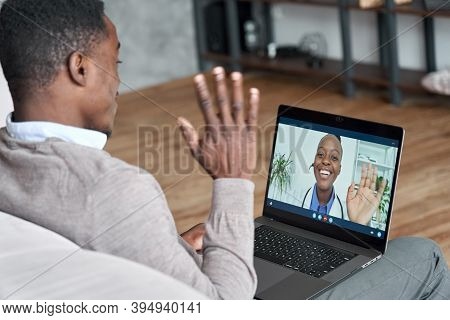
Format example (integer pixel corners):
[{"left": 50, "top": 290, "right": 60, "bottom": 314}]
[{"left": 254, "top": 105, "right": 404, "bottom": 299}]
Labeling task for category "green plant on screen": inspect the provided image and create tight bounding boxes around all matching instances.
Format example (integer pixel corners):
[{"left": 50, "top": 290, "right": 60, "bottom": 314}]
[{"left": 270, "top": 152, "right": 295, "bottom": 198}]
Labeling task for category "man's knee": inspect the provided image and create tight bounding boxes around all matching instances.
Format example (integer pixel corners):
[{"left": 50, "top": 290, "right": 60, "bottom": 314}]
[{"left": 388, "top": 237, "right": 444, "bottom": 263}]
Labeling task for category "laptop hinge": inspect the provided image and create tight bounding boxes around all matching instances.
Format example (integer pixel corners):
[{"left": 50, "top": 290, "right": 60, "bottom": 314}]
[{"left": 361, "top": 255, "right": 382, "bottom": 269}]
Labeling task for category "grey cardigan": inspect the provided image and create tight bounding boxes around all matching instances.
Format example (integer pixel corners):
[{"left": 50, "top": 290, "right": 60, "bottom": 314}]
[{"left": 0, "top": 128, "right": 257, "bottom": 299}]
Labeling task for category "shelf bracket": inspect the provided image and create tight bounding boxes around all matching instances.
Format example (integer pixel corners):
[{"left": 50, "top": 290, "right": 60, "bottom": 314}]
[
  {"left": 385, "top": 0, "right": 402, "bottom": 106},
  {"left": 192, "top": 0, "right": 211, "bottom": 71},
  {"left": 339, "top": 0, "right": 356, "bottom": 98},
  {"left": 377, "top": 11, "right": 389, "bottom": 70},
  {"left": 424, "top": 16, "right": 437, "bottom": 73},
  {"left": 225, "top": 0, "right": 242, "bottom": 71}
]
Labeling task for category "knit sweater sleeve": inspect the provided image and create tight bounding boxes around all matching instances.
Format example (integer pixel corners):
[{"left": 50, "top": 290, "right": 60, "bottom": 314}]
[{"left": 87, "top": 166, "right": 257, "bottom": 299}]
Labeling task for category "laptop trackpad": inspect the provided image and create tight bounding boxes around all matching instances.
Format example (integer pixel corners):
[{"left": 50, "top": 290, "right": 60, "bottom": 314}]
[
  {"left": 257, "top": 272, "right": 331, "bottom": 300},
  {"left": 254, "top": 258, "right": 294, "bottom": 293}
]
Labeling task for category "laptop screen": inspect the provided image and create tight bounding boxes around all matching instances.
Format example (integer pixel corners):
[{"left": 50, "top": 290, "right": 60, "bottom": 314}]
[{"left": 266, "top": 116, "right": 400, "bottom": 240}]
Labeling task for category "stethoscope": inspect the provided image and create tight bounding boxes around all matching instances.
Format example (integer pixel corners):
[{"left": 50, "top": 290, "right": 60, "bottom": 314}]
[{"left": 301, "top": 186, "right": 344, "bottom": 220}]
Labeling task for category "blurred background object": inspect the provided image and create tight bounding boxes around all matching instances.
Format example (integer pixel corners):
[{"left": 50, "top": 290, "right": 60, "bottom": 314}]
[
  {"left": 243, "top": 20, "right": 260, "bottom": 53},
  {"left": 422, "top": 68, "right": 450, "bottom": 95},
  {"left": 423, "top": 0, "right": 450, "bottom": 11},
  {"left": 195, "top": 0, "right": 450, "bottom": 105},
  {"left": 299, "top": 33, "right": 328, "bottom": 68},
  {"left": 359, "top": 0, "right": 413, "bottom": 9},
  {"left": 359, "top": 0, "right": 385, "bottom": 9},
  {"left": 395, "top": 0, "right": 414, "bottom": 5}
]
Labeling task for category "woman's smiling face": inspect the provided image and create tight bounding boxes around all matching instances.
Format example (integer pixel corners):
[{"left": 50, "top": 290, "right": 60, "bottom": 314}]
[{"left": 313, "top": 135, "right": 342, "bottom": 192}]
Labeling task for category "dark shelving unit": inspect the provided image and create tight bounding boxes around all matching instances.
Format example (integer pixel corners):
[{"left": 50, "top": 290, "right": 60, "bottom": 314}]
[{"left": 193, "top": 0, "right": 447, "bottom": 105}]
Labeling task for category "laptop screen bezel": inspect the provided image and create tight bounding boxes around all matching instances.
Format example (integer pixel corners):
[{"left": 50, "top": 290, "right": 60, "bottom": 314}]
[{"left": 262, "top": 105, "right": 404, "bottom": 254}]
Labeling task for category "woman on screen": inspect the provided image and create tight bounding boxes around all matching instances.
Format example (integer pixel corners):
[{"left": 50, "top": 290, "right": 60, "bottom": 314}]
[{"left": 300, "top": 134, "right": 386, "bottom": 226}]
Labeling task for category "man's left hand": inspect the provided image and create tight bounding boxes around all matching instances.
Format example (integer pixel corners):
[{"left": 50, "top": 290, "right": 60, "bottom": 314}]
[{"left": 181, "top": 223, "right": 206, "bottom": 252}]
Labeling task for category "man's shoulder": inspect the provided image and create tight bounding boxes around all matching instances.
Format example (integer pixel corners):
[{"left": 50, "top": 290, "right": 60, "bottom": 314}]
[
  {"left": 51, "top": 141, "right": 153, "bottom": 186},
  {"left": 0, "top": 129, "right": 154, "bottom": 189},
  {"left": 47, "top": 141, "right": 163, "bottom": 213}
]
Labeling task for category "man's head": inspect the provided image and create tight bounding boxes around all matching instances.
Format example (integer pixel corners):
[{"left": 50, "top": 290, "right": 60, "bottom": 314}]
[
  {"left": 0, "top": 0, "right": 121, "bottom": 137},
  {"left": 313, "top": 134, "right": 343, "bottom": 193}
]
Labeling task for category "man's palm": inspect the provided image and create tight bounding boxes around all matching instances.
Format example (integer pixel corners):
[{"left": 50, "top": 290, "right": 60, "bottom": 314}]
[{"left": 177, "top": 67, "right": 259, "bottom": 180}]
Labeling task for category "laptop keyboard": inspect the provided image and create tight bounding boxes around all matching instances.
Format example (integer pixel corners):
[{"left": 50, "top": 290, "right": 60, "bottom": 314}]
[{"left": 254, "top": 225, "right": 355, "bottom": 278}]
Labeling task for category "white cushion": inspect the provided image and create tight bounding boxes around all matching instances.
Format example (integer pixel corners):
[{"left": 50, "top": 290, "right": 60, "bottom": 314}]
[
  {"left": 0, "top": 211, "right": 207, "bottom": 300},
  {"left": 0, "top": 65, "right": 13, "bottom": 128}
]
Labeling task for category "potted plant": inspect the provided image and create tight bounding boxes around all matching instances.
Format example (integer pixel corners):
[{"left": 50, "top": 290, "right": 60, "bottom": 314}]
[
  {"left": 376, "top": 176, "right": 391, "bottom": 226},
  {"left": 269, "top": 152, "right": 295, "bottom": 199}
]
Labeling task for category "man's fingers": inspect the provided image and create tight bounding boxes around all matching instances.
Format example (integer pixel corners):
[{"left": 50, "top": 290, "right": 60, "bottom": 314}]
[
  {"left": 231, "top": 72, "right": 245, "bottom": 126},
  {"left": 247, "top": 88, "right": 260, "bottom": 134},
  {"left": 177, "top": 117, "right": 200, "bottom": 158},
  {"left": 212, "top": 66, "right": 233, "bottom": 126},
  {"left": 193, "top": 74, "right": 220, "bottom": 127}
]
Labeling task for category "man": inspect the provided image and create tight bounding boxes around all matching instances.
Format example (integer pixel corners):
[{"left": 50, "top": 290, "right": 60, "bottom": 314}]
[
  {"left": 0, "top": 0, "right": 258, "bottom": 299},
  {"left": 0, "top": 0, "right": 448, "bottom": 299}
]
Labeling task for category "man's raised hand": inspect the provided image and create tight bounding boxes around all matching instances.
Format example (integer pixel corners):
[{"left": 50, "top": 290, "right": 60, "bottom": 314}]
[{"left": 177, "top": 67, "right": 260, "bottom": 180}]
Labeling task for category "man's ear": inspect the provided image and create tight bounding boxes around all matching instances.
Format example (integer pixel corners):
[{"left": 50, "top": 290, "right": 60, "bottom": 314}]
[{"left": 68, "top": 51, "right": 88, "bottom": 86}]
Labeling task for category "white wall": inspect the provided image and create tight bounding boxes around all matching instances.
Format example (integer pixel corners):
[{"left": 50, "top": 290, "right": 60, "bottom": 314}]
[
  {"left": 0, "top": 65, "right": 13, "bottom": 128},
  {"left": 105, "top": 0, "right": 198, "bottom": 93},
  {"left": 272, "top": 4, "right": 450, "bottom": 70}
]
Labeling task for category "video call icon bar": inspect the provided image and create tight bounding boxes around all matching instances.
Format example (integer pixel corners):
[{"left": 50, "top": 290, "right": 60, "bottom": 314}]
[
  {"left": 267, "top": 199, "right": 383, "bottom": 238},
  {"left": 312, "top": 213, "right": 333, "bottom": 224}
]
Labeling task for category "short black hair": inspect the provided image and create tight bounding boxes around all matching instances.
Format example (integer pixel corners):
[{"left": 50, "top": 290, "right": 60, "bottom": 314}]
[{"left": 0, "top": 0, "right": 107, "bottom": 96}]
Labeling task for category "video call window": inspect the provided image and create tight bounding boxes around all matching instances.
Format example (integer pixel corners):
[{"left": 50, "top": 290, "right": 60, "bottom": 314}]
[{"left": 267, "top": 120, "right": 398, "bottom": 237}]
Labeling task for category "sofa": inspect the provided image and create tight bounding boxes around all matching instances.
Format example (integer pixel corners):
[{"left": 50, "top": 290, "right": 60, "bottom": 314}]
[
  {"left": 0, "top": 65, "right": 13, "bottom": 128},
  {"left": 0, "top": 211, "right": 206, "bottom": 300}
]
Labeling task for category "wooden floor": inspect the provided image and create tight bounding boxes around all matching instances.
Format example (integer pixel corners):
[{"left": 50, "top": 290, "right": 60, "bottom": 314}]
[{"left": 106, "top": 72, "right": 450, "bottom": 263}]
